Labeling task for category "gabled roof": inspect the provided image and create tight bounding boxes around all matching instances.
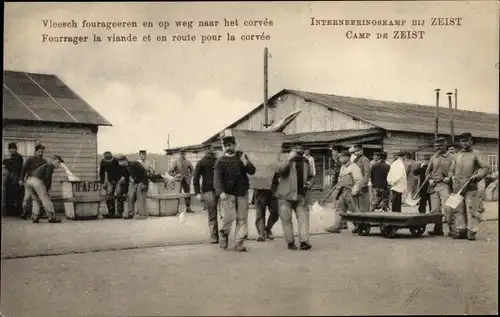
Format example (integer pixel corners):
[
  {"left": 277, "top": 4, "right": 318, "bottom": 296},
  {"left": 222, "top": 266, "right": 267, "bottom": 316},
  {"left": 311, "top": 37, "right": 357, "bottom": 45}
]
[
  {"left": 202, "top": 89, "right": 497, "bottom": 142},
  {"left": 289, "top": 89, "right": 498, "bottom": 139},
  {"left": 3, "top": 70, "right": 112, "bottom": 126}
]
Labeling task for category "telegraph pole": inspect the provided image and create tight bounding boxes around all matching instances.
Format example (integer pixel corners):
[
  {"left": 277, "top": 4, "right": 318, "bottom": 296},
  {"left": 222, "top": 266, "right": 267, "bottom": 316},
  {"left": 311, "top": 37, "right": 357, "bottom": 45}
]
[{"left": 264, "top": 47, "right": 269, "bottom": 128}]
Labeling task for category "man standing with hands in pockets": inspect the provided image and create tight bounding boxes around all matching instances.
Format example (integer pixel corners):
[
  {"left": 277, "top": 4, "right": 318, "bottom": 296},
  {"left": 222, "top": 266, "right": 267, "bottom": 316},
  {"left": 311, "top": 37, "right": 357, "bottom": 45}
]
[{"left": 214, "top": 133, "right": 256, "bottom": 252}]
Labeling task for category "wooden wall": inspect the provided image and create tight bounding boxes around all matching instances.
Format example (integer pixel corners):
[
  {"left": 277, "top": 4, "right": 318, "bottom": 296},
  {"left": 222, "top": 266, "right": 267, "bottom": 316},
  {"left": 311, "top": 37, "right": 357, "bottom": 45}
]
[
  {"left": 233, "top": 93, "right": 377, "bottom": 134},
  {"left": 3, "top": 123, "right": 98, "bottom": 201}
]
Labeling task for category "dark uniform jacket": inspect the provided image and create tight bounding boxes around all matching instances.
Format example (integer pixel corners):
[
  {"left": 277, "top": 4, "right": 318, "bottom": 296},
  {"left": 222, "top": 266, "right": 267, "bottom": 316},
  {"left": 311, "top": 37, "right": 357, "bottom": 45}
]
[
  {"left": 193, "top": 154, "right": 217, "bottom": 194},
  {"left": 214, "top": 153, "right": 256, "bottom": 197},
  {"left": 371, "top": 161, "right": 390, "bottom": 189},
  {"left": 20, "top": 156, "right": 47, "bottom": 181},
  {"left": 126, "top": 161, "right": 149, "bottom": 186},
  {"left": 413, "top": 163, "right": 430, "bottom": 197},
  {"left": 99, "top": 158, "right": 121, "bottom": 183},
  {"left": 31, "top": 163, "right": 56, "bottom": 190},
  {"left": 5, "top": 152, "right": 24, "bottom": 183}
]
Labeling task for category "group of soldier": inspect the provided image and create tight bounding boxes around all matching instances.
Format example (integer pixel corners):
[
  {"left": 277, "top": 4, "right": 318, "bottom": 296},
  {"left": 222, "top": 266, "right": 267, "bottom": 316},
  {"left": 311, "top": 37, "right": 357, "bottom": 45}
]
[
  {"left": 324, "top": 132, "right": 489, "bottom": 241},
  {"left": 2, "top": 143, "right": 64, "bottom": 223},
  {"left": 2, "top": 131, "right": 491, "bottom": 246}
]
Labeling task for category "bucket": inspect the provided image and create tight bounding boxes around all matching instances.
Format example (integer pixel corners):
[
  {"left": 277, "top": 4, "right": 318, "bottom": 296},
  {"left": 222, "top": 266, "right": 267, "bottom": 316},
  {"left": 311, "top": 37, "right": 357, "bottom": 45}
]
[{"left": 445, "top": 193, "right": 463, "bottom": 209}]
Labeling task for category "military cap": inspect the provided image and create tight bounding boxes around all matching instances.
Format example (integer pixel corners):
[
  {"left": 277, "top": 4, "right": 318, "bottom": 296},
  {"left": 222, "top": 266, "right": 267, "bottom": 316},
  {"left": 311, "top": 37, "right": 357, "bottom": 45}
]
[
  {"left": 116, "top": 155, "right": 128, "bottom": 161},
  {"left": 139, "top": 150, "right": 147, "bottom": 154},
  {"left": 339, "top": 151, "right": 351, "bottom": 157},
  {"left": 373, "top": 152, "right": 381, "bottom": 156},
  {"left": 222, "top": 136, "right": 236, "bottom": 145},
  {"left": 35, "top": 144, "right": 46, "bottom": 151},
  {"left": 458, "top": 133, "right": 472, "bottom": 140},
  {"left": 103, "top": 151, "right": 112, "bottom": 155},
  {"left": 8, "top": 142, "right": 17, "bottom": 150},
  {"left": 380, "top": 152, "right": 388, "bottom": 159},
  {"left": 53, "top": 155, "right": 64, "bottom": 163}
]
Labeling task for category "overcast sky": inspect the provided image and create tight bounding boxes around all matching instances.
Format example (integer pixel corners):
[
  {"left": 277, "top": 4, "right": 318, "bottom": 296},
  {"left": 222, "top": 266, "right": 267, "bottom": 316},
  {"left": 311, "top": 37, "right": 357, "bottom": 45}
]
[{"left": 4, "top": 1, "right": 499, "bottom": 153}]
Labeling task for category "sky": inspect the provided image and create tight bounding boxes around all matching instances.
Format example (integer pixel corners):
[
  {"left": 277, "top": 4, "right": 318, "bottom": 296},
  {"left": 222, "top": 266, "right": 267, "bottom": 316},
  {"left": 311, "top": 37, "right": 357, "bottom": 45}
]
[{"left": 4, "top": 1, "right": 499, "bottom": 154}]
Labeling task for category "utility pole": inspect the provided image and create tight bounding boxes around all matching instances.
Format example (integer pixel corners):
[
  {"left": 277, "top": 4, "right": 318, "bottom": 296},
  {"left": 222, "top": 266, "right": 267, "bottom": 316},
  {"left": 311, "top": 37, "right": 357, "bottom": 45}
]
[
  {"left": 167, "top": 134, "right": 170, "bottom": 172},
  {"left": 455, "top": 88, "right": 458, "bottom": 110},
  {"left": 263, "top": 47, "right": 269, "bottom": 128},
  {"left": 434, "top": 89, "right": 440, "bottom": 140},
  {"left": 447, "top": 92, "right": 455, "bottom": 142}
]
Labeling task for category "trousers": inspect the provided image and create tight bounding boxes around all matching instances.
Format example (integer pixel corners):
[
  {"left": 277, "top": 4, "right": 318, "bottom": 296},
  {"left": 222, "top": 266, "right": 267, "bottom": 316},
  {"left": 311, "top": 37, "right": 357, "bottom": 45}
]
[
  {"left": 370, "top": 187, "right": 390, "bottom": 211},
  {"left": 126, "top": 182, "right": 148, "bottom": 218},
  {"left": 180, "top": 179, "right": 191, "bottom": 208},
  {"left": 418, "top": 194, "right": 432, "bottom": 214},
  {"left": 354, "top": 187, "right": 371, "bottom": 212},
  {"left": 279, "top": 195, "right": 310, "bottom": 244},
  {"left": 25, "top": 177, "right": 56, "bottom": 219},
  {"left": 333, "top": 189, "right": 360, "bottom": 229},
  {"left": 254, "top": 189, "right": 280, "bottom": 237},
  {"left": 202, "top": 191, "right": 218, "bottom": 240},
  {"left": 391, "top": 190, "right": 403, "bottom": 212},
  {"left": 430, "top": 182, "right": 453, "bottom": 232},
  {"left": 218, "top": 194, "right": 249, "bottom": 246},
  {"left": 454, "top": 190, "right": 481, "bottom": 233}
]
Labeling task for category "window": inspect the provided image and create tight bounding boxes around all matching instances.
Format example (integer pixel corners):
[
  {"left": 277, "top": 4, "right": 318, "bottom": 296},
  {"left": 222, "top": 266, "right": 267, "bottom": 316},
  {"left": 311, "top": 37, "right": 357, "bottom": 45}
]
[
  {"left": 488, "top": 155, "right": 498, "bottom": 173},
  {"left": 2, "top": 138, "right": 37, "bottom": 159}
]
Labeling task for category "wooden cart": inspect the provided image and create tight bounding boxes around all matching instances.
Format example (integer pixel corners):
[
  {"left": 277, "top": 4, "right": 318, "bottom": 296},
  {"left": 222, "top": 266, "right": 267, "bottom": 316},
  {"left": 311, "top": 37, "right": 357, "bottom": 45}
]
[{"left": 338, "top": 212, "right": 442, "bottom": 238}]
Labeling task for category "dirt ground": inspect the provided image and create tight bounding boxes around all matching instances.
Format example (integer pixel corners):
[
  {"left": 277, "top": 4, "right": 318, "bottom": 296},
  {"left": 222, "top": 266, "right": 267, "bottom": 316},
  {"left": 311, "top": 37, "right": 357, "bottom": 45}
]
[{"left": 1, "top": 221, "right": 497, "bottom": 317}]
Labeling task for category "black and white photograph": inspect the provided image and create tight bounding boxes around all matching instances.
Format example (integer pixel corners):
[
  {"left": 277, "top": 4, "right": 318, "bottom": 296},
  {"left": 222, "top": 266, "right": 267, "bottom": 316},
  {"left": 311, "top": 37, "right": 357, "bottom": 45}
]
[{"left": 1, "top": 1, "right": 499, "bottom": 316}]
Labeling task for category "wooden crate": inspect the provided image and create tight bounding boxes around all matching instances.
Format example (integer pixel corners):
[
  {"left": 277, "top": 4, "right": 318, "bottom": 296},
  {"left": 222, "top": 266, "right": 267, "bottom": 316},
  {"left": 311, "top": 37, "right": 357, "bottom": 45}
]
[{"left": 61, "top": 180, "right": 103, "bottom": 220}]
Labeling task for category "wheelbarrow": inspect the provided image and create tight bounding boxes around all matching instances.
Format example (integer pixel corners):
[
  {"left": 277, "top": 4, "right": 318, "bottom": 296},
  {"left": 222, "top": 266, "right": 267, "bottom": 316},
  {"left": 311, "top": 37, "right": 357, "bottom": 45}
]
[{"left": 338, "top": 212, "right": 443, "bottom": 238}]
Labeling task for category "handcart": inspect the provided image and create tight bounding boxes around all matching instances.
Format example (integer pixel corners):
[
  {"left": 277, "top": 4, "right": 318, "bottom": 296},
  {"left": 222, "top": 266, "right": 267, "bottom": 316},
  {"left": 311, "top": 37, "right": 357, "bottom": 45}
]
[{"left": 338, "top": 212, "right": 442, "bottom": 238}]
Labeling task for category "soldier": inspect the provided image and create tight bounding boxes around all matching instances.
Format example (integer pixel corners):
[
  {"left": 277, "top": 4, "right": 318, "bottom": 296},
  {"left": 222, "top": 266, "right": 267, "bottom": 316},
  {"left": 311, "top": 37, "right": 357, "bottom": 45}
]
[
  {"left": 329, "top": 145, "right": 342, "bottom": 187},
  {"left": 25, "top": 155, "right": 64, "bottom": 223},
  {"left": 214, "top": 134, "right": 256, "bottom": 252},
  {"left": 425, "top": 138, "right": 454, "bottom": 236},
  {"left": 99, "top": 151, "right": 122, "bottom": 218},
  {"left": 137, "top": 150, "right": 154, "bottom": 175},
  {"left": 4, "top": 143, "right": 24, "bottom": 217},
  {"left": 169, "top": 149, "right": 194, "bottom": 213},
  {"left": 325, "top": 151, "right": 363, "bottom": 234},
  {"left": 370, "top": 152, "right": 381, "bottom": 167},
  {"left": 412, "top": 154, "right": 433, "bottom": 214},
  {"left": 446, "top": 143, "right": 458, "bottom": 157},
  {"left": 449, "top": 133, "right": 489, "bottom": 241},
  {"left": 387, "top": 152, "right": 408, "bottom": 213},
  {"left": 117, "top": 155, "right": 149, "bottom": 219},
  {"left": 370, "top": 152, "right": 391, "bottom": 212},
  {"left": 193, "top": 145, "right": 219, "bottom": 244},
  {"left": 405, "top": 152, "right": 420, "bottom": 200},
  {"left": 276, "top": 145, "right": 315, "bottom": 250},
  {"left": 19, "top": 144, "right": 47, "bottom": 219},
  {"left": 351, "top": 145, "right": 371, "bottom": 213},
  {"left": 254, "top": 172, "right": 280, "bottom": 242}
]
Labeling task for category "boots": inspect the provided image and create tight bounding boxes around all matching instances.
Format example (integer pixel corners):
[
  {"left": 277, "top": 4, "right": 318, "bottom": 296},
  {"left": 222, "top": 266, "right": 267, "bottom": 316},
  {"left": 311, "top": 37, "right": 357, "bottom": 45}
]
[
  {"left": 467, "top": 230, "right": 477, "bottom": 241},
  {"left": 219, "top": 230, "right": 229, "bottom": 249},
  {"left": 429, "top": 224, "right": 444, "bottom": 236},
  {"left": 48, "top": 214, "right": 62, "bottom": 223},
  {"left": 453, "top": 229, "right": 468, "bottom": 240}
]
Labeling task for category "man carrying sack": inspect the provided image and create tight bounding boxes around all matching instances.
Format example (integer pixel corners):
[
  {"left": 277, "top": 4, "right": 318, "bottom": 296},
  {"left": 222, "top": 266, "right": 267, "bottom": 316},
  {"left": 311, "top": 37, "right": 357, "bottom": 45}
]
[
  {"left": 325, "top": 151, "right": 363, "bottom": 234},
  {"left": 449, "top": 133, "right": 489, "bottom": 241}
]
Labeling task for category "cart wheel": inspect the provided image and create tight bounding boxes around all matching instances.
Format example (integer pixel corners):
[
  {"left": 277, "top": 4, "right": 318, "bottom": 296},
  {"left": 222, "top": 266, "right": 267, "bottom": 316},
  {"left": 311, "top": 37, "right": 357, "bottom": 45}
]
[
  {"left": 358, "top": 224, "right": 371, "bottom": 236},
  {"left": 382, "top": 226, "right": 398, "bottom": 238},
  {"left": 409, "top": 226, "right": 425, "bottom": 237}
]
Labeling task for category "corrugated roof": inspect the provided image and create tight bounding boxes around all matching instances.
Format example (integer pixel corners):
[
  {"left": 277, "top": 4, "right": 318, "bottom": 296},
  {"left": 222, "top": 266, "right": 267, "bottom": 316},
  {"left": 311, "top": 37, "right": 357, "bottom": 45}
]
[
  {"left": 3, "top": 70, "right": 112, "bottom": 126},
  {"left": 289, "top": 89, "right": 498, "bottom": 140},
  {"left": 284, "top": 128, "right": 384, "bottom": 144}
]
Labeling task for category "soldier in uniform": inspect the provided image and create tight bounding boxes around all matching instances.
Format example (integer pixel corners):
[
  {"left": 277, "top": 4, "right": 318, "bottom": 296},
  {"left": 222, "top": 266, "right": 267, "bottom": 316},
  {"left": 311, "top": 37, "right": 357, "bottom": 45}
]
[
  {"left": 329, "top": 145, "right": 342, "bottom": 187},
  {"left": 117, "top": 155, "right": 149, "bottom": 219},
  {"left": 449, "top": 133, "right": 489, "bottom": 241},
  {"left": 193, "top": 145, "right": 219, "bottom": 244},
  {"left": 425, "top": 138, "right": 454, "bottom": 236},
  {"left": 351, "top": 145, "right": 371, "bottom": 213},
  {"left": 276, "top": 145, "right": 314, "bottom": 250},
  {"left": 214, "top": 134, "right": 256, "bottom": 252},
  {"left": 325, "top": 151, "right": 363, "bottom": 234},
  {"left": 137, "top": 150, "right": 154, "bottom": 175},
  {"left": 25, "top": 156, "right": 64, "bottom": 223},
  {"left": 370, "top": 152, "right": 391, "bottom": 212},
  {"left": 169, "top": 150, "right": 195, "bottom": 213},
  {"left": 20, "top": 144, "right": 47, "bottom": 219},
  {"left": 99, "top": 151, "right": 122, "bottom": 218},
  {"left": 4, "top": 143, "right": 24, "bottom": 217},
  {"left": 253, "top": 172, "right": 280, "bottom": 242},
  {"left": 412, "top": 154, "right": 433, "bottom": 214}
]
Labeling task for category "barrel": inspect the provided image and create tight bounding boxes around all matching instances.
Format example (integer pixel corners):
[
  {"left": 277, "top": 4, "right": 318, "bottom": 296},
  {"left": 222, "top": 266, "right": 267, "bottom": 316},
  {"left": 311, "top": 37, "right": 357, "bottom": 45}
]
[
  {"left": 61, "top": 180, "right": 104, "bottom": 220},
  {"left": 147, "top": 180, "right": 183, "bottom": 216}
]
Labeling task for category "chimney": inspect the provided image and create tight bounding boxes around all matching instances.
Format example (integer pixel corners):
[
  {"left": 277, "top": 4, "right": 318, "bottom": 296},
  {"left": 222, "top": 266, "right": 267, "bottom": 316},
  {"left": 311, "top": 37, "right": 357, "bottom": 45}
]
[
  {"left": 434, "top": 89, "right": 440, "bottom": 140},
  {"left": 447, "top": 92, "right": 455, "bottom": 142}
]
